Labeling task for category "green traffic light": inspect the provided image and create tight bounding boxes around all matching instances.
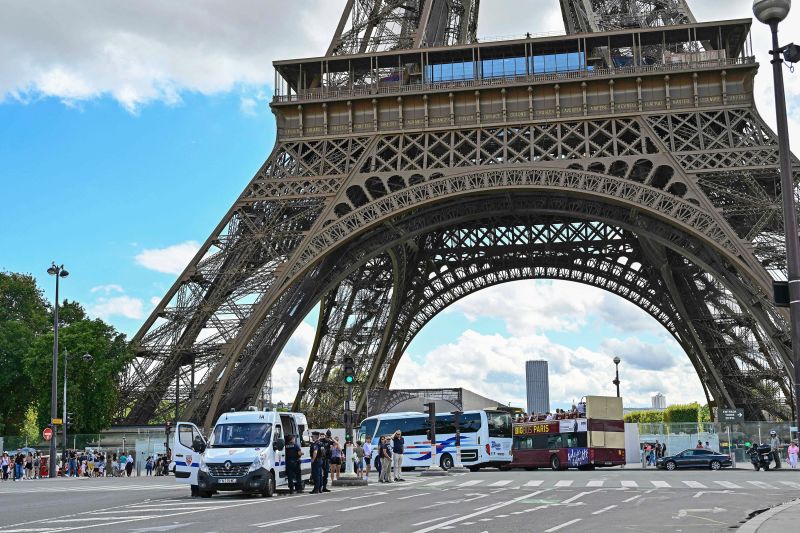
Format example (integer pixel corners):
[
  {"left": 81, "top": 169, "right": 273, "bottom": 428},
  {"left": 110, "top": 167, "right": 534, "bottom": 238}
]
[{"left": 345, "top": 375, "right": 354, "bottom": 383}]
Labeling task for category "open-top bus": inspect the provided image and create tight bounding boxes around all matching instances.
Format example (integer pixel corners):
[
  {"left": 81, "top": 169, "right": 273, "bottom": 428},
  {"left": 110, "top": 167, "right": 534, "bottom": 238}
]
[{"left": 509, "top": 396, "right": 625, "bottom": 470}]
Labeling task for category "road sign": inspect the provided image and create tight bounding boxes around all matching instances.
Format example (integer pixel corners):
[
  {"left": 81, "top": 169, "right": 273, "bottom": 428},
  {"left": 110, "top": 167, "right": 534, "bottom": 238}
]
[
  {"left": 719, "top": 408, "right": 744, "bottom": 423},
  {"left": 52, "top": 418, "right": 62, "bottom": 425},
  {"left": 43, "top": 427, "right": 53, "bottom": 441},
  {"left": 344, "top": 400, "right": 356, "bottom": 411}
]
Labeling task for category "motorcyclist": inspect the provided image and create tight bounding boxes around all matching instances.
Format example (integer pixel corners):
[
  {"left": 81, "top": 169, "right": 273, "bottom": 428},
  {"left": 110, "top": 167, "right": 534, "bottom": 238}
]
[{"left": 769, "top": 430, "right": 782, "bottom": 469}]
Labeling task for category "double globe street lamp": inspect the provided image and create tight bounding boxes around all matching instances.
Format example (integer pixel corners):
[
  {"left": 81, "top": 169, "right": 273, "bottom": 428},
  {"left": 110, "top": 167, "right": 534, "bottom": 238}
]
[
  {"left": 752, "top": 0, "right": 800, "bottom": 434},
  {"left": 47, "top": 262, "right": 69, "bottom": 478}
]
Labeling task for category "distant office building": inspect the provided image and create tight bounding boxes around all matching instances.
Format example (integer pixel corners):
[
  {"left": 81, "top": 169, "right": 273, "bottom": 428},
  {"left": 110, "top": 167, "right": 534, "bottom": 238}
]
[
  {"left": 651, "top": 392, "right": 666, "bottom": 409},
  {"left": 526, "top": 360, "right": 550, "bottom": 414}
]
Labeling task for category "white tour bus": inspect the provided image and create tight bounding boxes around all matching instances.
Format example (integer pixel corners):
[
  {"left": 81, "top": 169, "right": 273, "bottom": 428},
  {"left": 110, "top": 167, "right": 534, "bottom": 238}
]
[
  {"left": 173, "top": 408, "right": 310, "bottom": 498},
  {"left": 358, "top": 410, "right": 513, "bottom": 470}
]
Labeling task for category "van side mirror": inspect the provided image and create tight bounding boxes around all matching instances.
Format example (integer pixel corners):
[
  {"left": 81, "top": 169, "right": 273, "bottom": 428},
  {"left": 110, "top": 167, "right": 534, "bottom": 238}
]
[
  {"left": 273, "top": 438, "right": 285, "bottom": 451},
  {"left": 192, "top": 435, "right": 206, "bottom": 454}
]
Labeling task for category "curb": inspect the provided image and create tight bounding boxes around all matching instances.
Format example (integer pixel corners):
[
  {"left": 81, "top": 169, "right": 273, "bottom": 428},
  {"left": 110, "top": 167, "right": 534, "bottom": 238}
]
[{"left": 738, "top": 498, "right": 800, "bottom": 533}]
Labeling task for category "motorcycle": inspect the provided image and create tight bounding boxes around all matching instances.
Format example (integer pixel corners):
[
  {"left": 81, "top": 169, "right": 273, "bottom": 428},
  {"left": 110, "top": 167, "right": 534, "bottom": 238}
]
[{"left": 748, "top": 444, "right": 772, "bottom": 471}]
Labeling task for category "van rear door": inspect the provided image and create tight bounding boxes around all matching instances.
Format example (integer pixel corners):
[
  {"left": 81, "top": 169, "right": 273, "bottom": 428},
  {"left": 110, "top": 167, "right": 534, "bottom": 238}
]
[{"left": 174, "top": 422, "right": 204, "bottom": 487}]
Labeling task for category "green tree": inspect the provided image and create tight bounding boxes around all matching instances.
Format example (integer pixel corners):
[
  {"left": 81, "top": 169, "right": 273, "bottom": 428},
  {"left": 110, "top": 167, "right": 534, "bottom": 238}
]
[
  {"left": 0, "top": 272, "right": 49, "bottom": 434},
  {"left": 624, "top": 410, "right": 664, "bottom": 423},
  {"left": 24, "top": 301, "right": 134, "bottom": 434}
]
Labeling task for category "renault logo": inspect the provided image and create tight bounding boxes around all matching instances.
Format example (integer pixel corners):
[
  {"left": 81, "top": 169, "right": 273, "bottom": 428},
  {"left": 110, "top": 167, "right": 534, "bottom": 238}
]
[{"left": 224, "top": 460, "right": 232, "bottom": 470}]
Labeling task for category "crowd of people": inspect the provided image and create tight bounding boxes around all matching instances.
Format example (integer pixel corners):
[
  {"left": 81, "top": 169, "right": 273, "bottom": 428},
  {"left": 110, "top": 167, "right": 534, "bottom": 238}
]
[
  {"left": 1, "top": 451, "right": 41, "bottom": 480},
  {"left": 515, "top": 402, "right": 586, "bottom": 422},
  {"left": 0, "top": 449, "right": 174, "bottom": 480},
  {"left": 641, "top": 440, "right": 668, "bottom": 466}
]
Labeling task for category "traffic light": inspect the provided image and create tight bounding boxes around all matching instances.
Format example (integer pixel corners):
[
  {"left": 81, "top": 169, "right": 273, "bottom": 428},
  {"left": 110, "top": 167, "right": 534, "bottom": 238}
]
[
  {"left": 66, "top": 412, "right": 74, "bottom": 429},
  {"left": 424, "top": 402, "right": 436, "bottom": 441},
  {"left": 165, "top": 421, "right": 173, "bottom": 434},
  {"left": 343, "top": 356, "right": 355, "bottom": 384}
]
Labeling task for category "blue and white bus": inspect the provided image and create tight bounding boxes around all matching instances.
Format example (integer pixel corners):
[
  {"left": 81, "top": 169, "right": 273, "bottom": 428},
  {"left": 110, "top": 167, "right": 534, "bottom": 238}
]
[{"left": 357, "top": 410, "right": 513, "bottom": 470}]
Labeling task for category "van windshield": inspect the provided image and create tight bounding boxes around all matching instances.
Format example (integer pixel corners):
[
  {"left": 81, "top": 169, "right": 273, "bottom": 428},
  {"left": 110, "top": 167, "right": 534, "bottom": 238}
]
[{"left": 210, "top": 423, "right": 273, "bottom": 448}]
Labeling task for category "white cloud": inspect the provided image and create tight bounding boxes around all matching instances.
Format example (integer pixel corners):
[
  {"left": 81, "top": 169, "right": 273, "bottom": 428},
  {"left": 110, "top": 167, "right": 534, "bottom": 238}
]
[
  {"left": 150, "top": 296, "right": 162, "bottom": 307},
  {"left": 90, "top": 283, "right": 124, "bottom": 295},
  {"left": 0, "top": 0, "right": 343, "bottom": 112},
  {"left": 135, "top": 240, "right": 200, "bottom": 275},
  {"left": 270, "top": 321, "right": 316, "bottom": 402},
  {"left": 88, "top": 294, "right": 145, "bottom": 320}
]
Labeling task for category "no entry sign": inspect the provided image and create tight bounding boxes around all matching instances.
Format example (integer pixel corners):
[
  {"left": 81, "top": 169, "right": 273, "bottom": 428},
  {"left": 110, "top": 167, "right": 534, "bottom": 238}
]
[{"left": 43, "top": 427, "right": 53, "bottom": 441}]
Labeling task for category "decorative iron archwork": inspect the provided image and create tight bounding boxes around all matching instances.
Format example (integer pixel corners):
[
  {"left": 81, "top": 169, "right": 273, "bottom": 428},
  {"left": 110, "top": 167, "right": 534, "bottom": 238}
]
[{"left": 119, "top": 1, "right": 798, "bottom": 428}]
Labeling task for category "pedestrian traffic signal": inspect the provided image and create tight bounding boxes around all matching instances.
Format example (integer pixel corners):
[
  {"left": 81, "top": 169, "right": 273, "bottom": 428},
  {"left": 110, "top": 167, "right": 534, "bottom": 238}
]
[
  {"left": 343, "top": 356, "right": 355, "bottom": 384},
  {"left": 66, "top": 412, "right": 74, "bottom": 429}
]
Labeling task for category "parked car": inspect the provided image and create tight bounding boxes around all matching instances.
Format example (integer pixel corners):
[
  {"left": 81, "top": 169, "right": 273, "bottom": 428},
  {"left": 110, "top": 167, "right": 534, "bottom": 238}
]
[{"left": 656, "top": 448, "right": 732, "bottom": 471}]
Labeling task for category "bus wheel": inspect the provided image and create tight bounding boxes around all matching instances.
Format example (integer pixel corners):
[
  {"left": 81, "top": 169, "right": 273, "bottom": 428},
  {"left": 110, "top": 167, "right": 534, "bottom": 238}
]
[
  {"left": 550, "top": 455, "right": 561, "bottom": 471},
  {"left": 440, "top": 453, "right": 454, "bottom": 470}
]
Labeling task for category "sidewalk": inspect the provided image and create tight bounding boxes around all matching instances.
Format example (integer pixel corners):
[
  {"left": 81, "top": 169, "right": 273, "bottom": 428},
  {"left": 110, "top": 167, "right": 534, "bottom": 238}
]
[{"left": 739, "top": 498, "right": 800, "bottom": 533}]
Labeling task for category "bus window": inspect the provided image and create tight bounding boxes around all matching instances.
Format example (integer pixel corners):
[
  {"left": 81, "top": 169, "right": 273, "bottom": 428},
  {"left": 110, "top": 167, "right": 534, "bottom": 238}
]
[
  {"left": 358, "top": 418, "right": 378, "bottom": 443},
  {"left": 564, "top": 433, "right": 588, "bottom": 448},
  {"left": 460, "top": 413, "right": 481, "bottom": 431},
  {"left": 436, "top": 415, "right": 455, "bottom": 434},
  {"left": 395, "top": 417, "right": 427, "bottom": 437},
  {"left": 487, "top": 411, "right": 512, "bottom": 438},
  {"left": 547, "top": 434, "right": 564, "bottom": 449}
]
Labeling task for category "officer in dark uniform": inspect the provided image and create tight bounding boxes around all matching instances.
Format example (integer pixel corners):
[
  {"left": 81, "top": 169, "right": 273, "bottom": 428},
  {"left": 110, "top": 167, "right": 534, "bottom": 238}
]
[
  {"left": 320, "top": 429, "right": 333, "bottom": 492},
  {"left": 284, "top": 435, "right": 303, "bottom": 494},
  {"left": 310, "top": 431, "right": 323, "bottom": 494}
]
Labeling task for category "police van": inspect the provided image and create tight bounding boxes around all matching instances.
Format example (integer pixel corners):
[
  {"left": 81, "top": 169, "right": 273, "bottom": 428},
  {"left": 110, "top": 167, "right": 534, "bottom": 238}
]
[{"left": 173, "top": 408, "right": 311, "bottom": 498}]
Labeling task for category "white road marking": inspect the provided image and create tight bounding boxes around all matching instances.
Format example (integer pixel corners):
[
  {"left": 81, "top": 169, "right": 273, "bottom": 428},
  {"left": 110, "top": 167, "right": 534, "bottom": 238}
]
[
  {"left": 554, "top": 480, "right": 573, "bottom": 487},
  {"left": 397, "top": 492, "right": 431, "bottom": 500},
  {"left": 523, "top": 480, "right": 543, "bottom": 487},
  {"left": 747, "top": 481, "right": 776, "bottom": 489},
  {"left": 780, "top": 481, "right": 800, "bottom": 489},
  {"left": 714, "top": 481, "right": 741, "bottom": 489},
  {"left": 349, "top": 491, "right": 387, "bottom": 500},
  {"left": 620, "top": 480, "right": 638, "bottom": 488},
  {"left": 411, "top": 490, "right": 548, "bottom": 533},
  {"left": 592, "top": 505, "right": 617, "bottom": 515},
  {"left": 488, "top": 480, "right": 512, "bottom": 487},
  {"left": 337, "top": 501, "right": 384, "bottom": 512},
  {"left": 424, "top": 479, "right": 451, "bottom": 486},
  {"left": 561, "top": 490, "right": 600, "bottom": 504},
  {"left": 622, "top": 494, "right": 641, "bottom": 503},
  {"left": 544, "top": 518, "right": 582, "bottom": 532},
  {"left": 457, "top": 480, "right": 482, "bottom": 487},
  {"left": 682, "top": 481, "right": 706, "bottom": 488},
  {"left": 252, "top": 515, "right": 321, "bottom": 528},
  {"left": 410, "top": 515, "right": 459, "bottom": 526},
  {"left": 651, "top": 480, "right": 671, "bottom": 488},
  {"left": 586, "top": 480, "right": 604, "bottom": 487}
]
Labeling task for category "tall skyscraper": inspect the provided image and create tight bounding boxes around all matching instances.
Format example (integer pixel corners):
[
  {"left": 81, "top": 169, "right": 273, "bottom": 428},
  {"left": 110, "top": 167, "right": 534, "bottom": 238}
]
[
  {"left": 525, "top": 360, "right": 550, "bottom": 414},
  {"left": 651, "top": 392, "right": 666, "bottom": 409}
]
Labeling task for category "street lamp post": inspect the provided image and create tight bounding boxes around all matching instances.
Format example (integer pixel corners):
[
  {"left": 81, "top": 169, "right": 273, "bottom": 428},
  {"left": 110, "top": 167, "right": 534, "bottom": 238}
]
[
  {"left": 753, "top": 0, "right": 800, "bottom": 435},
  {"left": 62, "top": 351, "right": 92, "bottom": 464},
  {"left": 47, "top": 262, "right": 68, "bottom": 478},
  {"left": 296, "top": 367, "right": 304, "bottom": 408},
  {"left": 613, "top": 356, "right": 621, "bottom": 398}
]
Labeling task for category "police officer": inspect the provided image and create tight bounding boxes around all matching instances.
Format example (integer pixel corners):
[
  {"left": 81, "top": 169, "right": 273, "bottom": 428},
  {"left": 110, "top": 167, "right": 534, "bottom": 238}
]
[
  {"left": 769, "top": 430, "right": 782, "bottom": 469},
  {"left": 284, "top": 435, "right": 303, "bottom": 494},
  {"left": 320, "top": 430, "right": 333, "bottom": 492},
  {"left": 310, "top": 431, "right": 323, "bottom": 494}
]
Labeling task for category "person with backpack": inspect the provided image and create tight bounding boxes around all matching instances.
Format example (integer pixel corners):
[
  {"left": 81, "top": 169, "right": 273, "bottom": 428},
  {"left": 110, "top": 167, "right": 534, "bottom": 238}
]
[{"left": 378, "top": 436, "right": 392, "bottom": 483}]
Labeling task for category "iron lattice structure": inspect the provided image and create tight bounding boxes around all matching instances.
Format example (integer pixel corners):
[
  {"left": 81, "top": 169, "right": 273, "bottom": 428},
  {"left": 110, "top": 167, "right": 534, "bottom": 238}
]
[{"left": 120, "top": 1, "right": 799, "bottom": 429}]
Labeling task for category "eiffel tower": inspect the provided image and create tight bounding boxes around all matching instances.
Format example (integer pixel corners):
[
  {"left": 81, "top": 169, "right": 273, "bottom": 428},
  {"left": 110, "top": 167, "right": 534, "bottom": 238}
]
[{"left": 120, "top": 0, "right": 799, "bottom": 429}]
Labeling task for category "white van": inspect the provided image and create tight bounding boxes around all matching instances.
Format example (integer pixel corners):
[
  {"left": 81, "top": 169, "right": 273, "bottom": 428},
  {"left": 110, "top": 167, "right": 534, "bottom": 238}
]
[{"left": 173, "top": 409, "right": 311, "bottom": 498}]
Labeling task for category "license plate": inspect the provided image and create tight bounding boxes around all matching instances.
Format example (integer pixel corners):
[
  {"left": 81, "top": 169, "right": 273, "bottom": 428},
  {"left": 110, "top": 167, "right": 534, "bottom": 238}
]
[{"left": 218, "top": 478, "right": 238, "bottom": 484}]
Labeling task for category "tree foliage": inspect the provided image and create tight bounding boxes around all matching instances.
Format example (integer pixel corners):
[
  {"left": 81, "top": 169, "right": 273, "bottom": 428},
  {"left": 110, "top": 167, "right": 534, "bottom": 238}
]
[
  {"left": 0, "top": 271, "right": 134, "bottom": 436},
  {"left": 623, "top": 410, "right": 664, "bottom": 423},
  {"left": 663, "top": 402, "right": 701, "bottom": 423}
]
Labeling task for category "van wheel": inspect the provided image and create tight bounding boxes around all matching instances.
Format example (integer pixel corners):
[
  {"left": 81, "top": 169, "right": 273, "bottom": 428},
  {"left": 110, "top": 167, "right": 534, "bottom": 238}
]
[
  {"left": 550, "top": 455, "right": 561, "bottom": 471},
  {"left": 263, "top": 471, "right": 275, "bottom": 498},
  {"left": 440, "top": 454, "right": 454, "bottom": 470}
]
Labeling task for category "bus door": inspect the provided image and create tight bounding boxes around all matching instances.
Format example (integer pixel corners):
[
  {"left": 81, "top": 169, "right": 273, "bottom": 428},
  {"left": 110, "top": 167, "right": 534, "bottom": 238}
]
[{"left": 173, "top": 422, "right": 204, "bottom": 487}]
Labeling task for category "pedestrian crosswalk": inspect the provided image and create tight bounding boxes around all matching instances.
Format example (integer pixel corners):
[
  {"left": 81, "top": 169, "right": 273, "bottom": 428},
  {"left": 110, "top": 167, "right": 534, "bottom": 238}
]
[
  {"left": 405, "top": 477, "right": 800, "bottom": 491},
  {"left": 0, "top": 480, "right": 179, "bottom": 495}
]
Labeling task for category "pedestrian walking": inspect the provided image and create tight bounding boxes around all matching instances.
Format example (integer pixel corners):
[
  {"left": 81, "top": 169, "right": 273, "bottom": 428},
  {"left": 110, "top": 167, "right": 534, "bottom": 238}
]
[
  {"left": 769, "top": 431, "right": 782, "bottom": 469},
  {"left": 68, "top": 450, "right": 77, "bottom": 477},
  {"left": 145, "top": 456, "right": 153, "bottom": 476},
  {"left": 391, "top": 430, "right": 405, "bottom": 481},
  {"left": 1, "top": 452, "right": 9, "bottom": 481},
  {"left": 378, "top": 436, "right": 392, "bottom": 483},
  {"left": 354, "top": 440, "right": 365, "bottom": 479},
  {"left": 126, "top": 453, "right": 135, "bottom": 477},
  {"left": 362, "top": 439, "right": 372, "bottom": 482},
  {"left": 33, "top": 454, "right": 40, "bottom": 479},
  {"left": 310, "top": 431, "right": 324, "bottom": 494},
  {"left": 24, "top": 453, "right": 33, "bottom": 480},
  {"left": 787, "top": 441, "right": 798, "bottom": 469},
  {"left": 14, "top": 452, "right": 24, "bottom": 480},
  {"left": 284, "top": 435, "right": 303, "bottom": 494}
]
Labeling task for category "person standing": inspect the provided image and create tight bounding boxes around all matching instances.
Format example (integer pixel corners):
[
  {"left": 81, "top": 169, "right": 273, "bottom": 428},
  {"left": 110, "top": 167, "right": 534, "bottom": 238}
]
[
  {"left": 379, "top": 436, "right": 392, "bottom": 483},
  {"left": 362, "top": 439, "right": 372, "bottom": 482},
  {"left": 119, "top": 452, "right": 127, "bottom": 476},
  {"left": 284, "top": 435, "right": 303, "bottom": 494},
  {"left": 14, "top": 452, "right": 24, "bottom": 480},
  {"left": 353, "top": 441, "right": 365, "bottom": 479},
  {"left": 329, "top": 437, "right": 342, "bottom": 481},
  {"left": 126, "top": 453, "right": 135, "bottom": 477},
  {"left": 391, "top": 430, "right": 405, "bottom": 482},
  {"left": 105, "top": 454, "right": 112, "bottom": 477},
  {"left": 309, "top": 431, "right": 323, "bottom": 494},
  {"left": 320, "top": 430, "right": 333, "bottom": 492},
  {"left": 769, "top": 431, "right": 782, "bottom": 469},
  {"left": 145, "top": 456, "right": 154, "bottom": 476},
  {"left": 787, "top": 441, "right": 798, "bottom": 469},
  {"left": 1, "top": 452, "right": 9, "bottom": 481}
]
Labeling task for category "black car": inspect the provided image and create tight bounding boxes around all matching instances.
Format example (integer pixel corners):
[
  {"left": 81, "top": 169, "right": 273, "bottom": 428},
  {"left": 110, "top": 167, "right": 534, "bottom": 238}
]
[{"left": 656, "top": 448, "right": 733, "bottom": 471}]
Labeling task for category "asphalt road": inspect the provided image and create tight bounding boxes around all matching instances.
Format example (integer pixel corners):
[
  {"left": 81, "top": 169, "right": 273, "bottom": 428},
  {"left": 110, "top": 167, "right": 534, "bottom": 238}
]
[{"left": 1, "top": 468, "right": 798, "bottom": 532}]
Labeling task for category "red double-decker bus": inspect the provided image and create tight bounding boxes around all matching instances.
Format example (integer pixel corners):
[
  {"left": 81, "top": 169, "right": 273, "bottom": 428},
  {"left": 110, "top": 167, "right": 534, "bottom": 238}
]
[{"left": 509, "top": 396, "right": 625, "bottom": 470}]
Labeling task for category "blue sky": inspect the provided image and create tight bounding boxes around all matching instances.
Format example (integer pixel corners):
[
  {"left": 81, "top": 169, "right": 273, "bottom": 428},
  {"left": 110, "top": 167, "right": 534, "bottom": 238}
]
[{"left": 1, "top": 0, "right": 798, "bottom": 410}]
